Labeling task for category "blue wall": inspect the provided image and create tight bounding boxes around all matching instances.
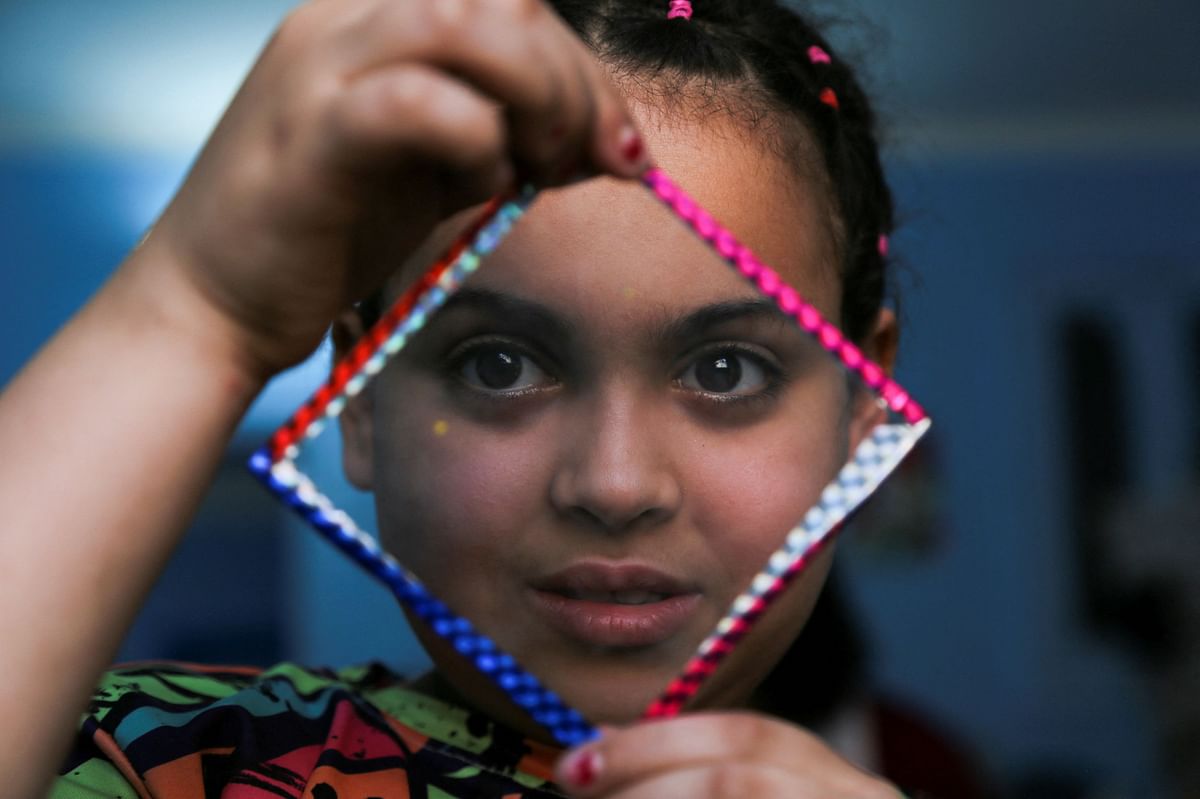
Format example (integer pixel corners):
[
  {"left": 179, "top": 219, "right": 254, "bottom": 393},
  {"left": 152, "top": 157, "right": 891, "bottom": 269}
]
[
  {"left": 846, "top": 156, "right": 1200, "bottom": 793},
  {"left": 0, "top": 145, "right": 431, "bottom": 672},
  {"left": 3, "top": 2, "right": 1198, "bottom": 793}
]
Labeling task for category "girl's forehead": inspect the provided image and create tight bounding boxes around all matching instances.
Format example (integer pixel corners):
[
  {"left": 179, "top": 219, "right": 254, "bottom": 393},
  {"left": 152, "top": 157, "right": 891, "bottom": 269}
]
[
  {"left": 388, "top": 112, "right": 841, "bottom": 323},
  {"left": 475, "top": 119, "right": 841, "bottom": 322}
]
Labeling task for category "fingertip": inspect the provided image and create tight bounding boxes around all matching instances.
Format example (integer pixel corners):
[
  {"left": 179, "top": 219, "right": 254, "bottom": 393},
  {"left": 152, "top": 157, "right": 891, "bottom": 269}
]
[
  {"left": 588, "top": 87, "right": 650, "bottom": 179},
  {"left": 584, "top": 118, "right": 650, "bottom": 181},
  {"left": 609, "top": 123, "right": 651, "bottom": 178},
  {"left": 556, "top": 745, "right": 604, "bottom": 793},
  {"left": 617, "top": 125, "right": 645, "bottom": 166}
]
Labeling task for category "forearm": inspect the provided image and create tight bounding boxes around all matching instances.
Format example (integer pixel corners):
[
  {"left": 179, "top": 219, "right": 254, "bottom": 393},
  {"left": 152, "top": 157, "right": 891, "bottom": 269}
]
[{"left": 0, "top": 241, "right": 266, "bottom": 797}]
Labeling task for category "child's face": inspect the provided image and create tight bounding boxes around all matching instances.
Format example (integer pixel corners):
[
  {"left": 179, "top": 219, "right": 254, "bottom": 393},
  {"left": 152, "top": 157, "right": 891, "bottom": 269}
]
[{"left": 342, "top": 110, "right": 885, "bottom": 732}]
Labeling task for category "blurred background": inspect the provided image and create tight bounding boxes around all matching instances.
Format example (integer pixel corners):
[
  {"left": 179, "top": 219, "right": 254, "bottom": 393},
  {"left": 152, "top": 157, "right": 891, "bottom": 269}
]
[{"left": 2, "top": 1, "right": 1197, "bottom": 796}]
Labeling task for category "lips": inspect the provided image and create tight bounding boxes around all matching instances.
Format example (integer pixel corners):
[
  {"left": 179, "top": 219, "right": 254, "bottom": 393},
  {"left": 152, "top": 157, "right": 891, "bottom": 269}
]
[
  {"left": 557, "top": 588, "right": 669, "bottom": 604},
  {"left": 529, "top": 562, "right": 703, "bottom": 649}
]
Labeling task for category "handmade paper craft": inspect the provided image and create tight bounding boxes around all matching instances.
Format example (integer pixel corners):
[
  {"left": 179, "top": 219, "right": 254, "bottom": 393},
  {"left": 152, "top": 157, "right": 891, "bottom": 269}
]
[{"left": 249, "top": 167, "right": 930, "bottom": 747}]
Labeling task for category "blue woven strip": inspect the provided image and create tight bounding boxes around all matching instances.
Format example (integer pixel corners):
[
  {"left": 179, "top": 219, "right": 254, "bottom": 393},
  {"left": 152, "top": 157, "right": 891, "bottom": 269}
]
[
  {"left": 247, "top": 190, "right": 598, "bottom": 747},
  {"left": 248, "top": 447, "right": 597, "bottom": 746}
]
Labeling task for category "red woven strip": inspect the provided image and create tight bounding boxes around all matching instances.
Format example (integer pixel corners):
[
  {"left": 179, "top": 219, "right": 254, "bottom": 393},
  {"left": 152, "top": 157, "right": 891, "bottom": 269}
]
[
  {"left": 268, "top": 196, "right": 505, "bottom": 461},
  {"left": 643, "top": 523, "right": 845, "bottom": 719}
]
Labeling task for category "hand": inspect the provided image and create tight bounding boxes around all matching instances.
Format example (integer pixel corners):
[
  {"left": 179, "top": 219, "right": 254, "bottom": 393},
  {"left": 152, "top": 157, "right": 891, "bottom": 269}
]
[
  {"left": 554, "top": 713, "right": 901, "bottom": 798},
  {"left": 141, "top": 0, "right": 646, "bottom": 380}
]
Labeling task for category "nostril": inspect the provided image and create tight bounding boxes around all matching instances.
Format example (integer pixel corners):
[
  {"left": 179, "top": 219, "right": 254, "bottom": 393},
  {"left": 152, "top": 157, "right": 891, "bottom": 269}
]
[
  {"left": 567, "top": 505, "right": 609, "bottom": 530},
  {"left": 548, "top": 404, "right": 684, "bottom": 532},
  {"left": 564, "top": 501, "right": 672, "bottom": 534}
]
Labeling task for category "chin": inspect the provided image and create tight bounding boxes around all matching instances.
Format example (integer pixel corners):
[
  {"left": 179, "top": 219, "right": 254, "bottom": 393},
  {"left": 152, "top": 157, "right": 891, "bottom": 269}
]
[{"left": 555, "top": 674, "right": 664, "bottom": 725}]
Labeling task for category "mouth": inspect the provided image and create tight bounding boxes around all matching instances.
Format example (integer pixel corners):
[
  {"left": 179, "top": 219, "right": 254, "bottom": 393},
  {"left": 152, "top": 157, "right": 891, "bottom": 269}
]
[
  {"left": 555, "top": 588, "right": 673, "bottom": 605},
  {"left": 529, "top": 562, "right": 703, "bottom": 650}
]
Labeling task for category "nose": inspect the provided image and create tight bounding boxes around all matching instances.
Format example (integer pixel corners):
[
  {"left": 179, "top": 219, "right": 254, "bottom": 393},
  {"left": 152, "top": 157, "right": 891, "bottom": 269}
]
[{"left": 549, "top": 388, "right": 683, "bottom": 534}]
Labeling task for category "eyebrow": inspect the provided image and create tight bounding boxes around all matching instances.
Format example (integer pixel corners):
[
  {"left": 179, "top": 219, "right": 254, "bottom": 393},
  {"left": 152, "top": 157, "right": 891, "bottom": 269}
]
[
  {"left": 656, "top": 298, "right": 790, "bottom": 345},
  {"left": 441, "top": 288, "right": 789, "bottom": 346},
  {"left": 438, "top": 287, "right": 576, "bottom": 345}
]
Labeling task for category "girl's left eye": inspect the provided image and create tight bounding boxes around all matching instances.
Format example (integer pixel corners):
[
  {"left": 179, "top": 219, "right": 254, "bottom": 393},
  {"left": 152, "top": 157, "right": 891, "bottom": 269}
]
[
  {"left": 678, "top": 349, "right": 774, "bottom": 396},
  {"left": 456, "top": 343, "right": 553, "bottom": 393}
]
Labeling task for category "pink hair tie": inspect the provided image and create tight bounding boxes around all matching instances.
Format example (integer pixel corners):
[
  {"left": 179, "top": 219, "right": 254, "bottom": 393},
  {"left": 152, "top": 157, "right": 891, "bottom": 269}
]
[
  {"left": 807, "top": 46, "right": 838, "bottom": 110},
  {"left": 667, "top": 0, "right": 693, "bottom": 20},
  {"left": 877, "top": 234, "right": 890, "bottom": 257}
]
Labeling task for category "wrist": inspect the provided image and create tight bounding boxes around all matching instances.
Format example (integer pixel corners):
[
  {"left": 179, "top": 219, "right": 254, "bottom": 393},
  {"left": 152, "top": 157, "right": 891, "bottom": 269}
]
[{"left": 110, "top": 233, "right": 275, "bottom": 400}]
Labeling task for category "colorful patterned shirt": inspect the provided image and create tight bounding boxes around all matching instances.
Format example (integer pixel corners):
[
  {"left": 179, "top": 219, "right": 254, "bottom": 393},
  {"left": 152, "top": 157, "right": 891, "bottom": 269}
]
[{"left": 53, "top": 662, "right": 567, "bottom": 798}]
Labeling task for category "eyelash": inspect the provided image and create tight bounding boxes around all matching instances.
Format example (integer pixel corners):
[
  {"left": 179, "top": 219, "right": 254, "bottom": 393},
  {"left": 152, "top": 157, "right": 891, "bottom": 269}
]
[
  {"left": 672, "top": 343, "right": 785, "bottom": 408},
  {"left": 443, "top": 337, "right": 785, "bottom": 407},
  {"left": 446, "top": 336, "right": 560, "bottom": 399}
]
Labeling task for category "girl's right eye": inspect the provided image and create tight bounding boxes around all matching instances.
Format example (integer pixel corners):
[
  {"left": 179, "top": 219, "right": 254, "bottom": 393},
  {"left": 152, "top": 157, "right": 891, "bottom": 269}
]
[{"left": 454, "top": 342, "right": 554, "bottom": 394}]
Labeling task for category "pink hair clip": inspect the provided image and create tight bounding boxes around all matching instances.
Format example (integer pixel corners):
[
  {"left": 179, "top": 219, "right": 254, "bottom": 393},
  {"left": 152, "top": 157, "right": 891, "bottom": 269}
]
[
  {"left": 807, "top": 45, "right": 832, "bottom": 64},
  {"left": 667, "top": 0, "right": 693, "bottom": 20},
  {"left": 878, "top": 234, "right": 890, "bottom": 258},
  {"left": 807, "top": 45, "right": 838, "bottom": 111}
]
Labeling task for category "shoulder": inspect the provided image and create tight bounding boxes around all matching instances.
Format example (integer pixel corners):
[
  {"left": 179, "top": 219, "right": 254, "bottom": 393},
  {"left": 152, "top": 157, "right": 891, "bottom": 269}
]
[
  {"left": 53, "top": 661, "right": 566, "bottom": 799},
  {"left": 54, "top": 661, "right": 394, "bottom": 798},
  {"left": 80, "top": 660, "right": 362, "bottom": 736}
]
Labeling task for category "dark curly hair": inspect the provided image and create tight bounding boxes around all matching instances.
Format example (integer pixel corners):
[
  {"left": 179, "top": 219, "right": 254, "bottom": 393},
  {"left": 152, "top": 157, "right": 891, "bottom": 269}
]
[
  {"left": 548, "top": 0, "right": 894, "bottom": 343},
  {"left": 358, "top": 0, "right": 896, "bottom": 344}
]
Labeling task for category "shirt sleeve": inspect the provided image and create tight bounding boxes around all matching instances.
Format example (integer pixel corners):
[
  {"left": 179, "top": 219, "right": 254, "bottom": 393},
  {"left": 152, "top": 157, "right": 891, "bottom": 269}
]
[{"left": 50, "top": 715, "right": 145, "bottom": 799}]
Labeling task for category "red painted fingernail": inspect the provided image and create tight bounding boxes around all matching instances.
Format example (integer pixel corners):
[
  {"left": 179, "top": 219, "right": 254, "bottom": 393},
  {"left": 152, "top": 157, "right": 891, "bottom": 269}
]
[
  {"left": 565, "top": 748, "right": 602, "bottom": 787},
  {"left": 619, "top": 125, "right": 644, "bottom": 164}
]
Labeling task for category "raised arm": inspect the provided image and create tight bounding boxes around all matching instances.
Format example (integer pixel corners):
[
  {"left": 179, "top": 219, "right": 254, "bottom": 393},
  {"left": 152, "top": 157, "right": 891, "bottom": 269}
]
[{"left": 0, "top": 2, "right": 646, "bottom": 794}]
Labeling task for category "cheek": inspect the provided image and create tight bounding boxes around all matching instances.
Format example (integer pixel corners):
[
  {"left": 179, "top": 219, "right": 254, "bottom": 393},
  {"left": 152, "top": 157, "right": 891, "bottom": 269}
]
[
  {"left": 429, "top": 434, "right": 553, "bottom": 542},
  {"left": 369, "top": 380, "right": 555, "bottom": 573},
  {"left": 675, "top": 400, "right": 845, "bottom": 708},
  {"left": 686, "top": 392, "right": 848, "bottom": 583}
]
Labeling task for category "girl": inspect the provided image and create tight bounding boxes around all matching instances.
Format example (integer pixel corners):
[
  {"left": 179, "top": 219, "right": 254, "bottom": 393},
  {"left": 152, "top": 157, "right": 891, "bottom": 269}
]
[{"left": 0, "top": 1, "right": 904, "bottom": 796}]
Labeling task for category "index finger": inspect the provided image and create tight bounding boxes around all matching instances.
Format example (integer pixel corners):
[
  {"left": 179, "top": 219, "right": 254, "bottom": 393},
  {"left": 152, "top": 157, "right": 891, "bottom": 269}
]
[
  {"left": 336, "top": 0, "right": 649, "bottom": 183},
  {"left": 554, "top": 713, "right": 878, "bottom": 797}
]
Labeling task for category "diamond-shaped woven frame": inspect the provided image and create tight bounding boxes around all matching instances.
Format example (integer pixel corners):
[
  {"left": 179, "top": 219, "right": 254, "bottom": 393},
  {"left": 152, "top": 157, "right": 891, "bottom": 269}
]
[{"left": 248, "top": 168, "right": 930, "bottom": 747}]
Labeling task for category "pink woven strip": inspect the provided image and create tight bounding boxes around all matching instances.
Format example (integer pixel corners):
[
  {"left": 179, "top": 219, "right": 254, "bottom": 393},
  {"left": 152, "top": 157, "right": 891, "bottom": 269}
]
[
  {"left": 644, "top": 525, "right": 840, "bottom": 718},
  {"left": 641, "top": 168, "right": 927, "bottom": 425}
]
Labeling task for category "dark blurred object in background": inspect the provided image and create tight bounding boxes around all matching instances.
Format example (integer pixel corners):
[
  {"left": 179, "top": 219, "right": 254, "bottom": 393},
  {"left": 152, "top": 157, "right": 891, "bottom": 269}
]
[
  {"left": 1104, "top": 486, "right": 1200, "bottom": 797},
  {"left": 756, "top": 570, "right": 996, "bottom": 799}
]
